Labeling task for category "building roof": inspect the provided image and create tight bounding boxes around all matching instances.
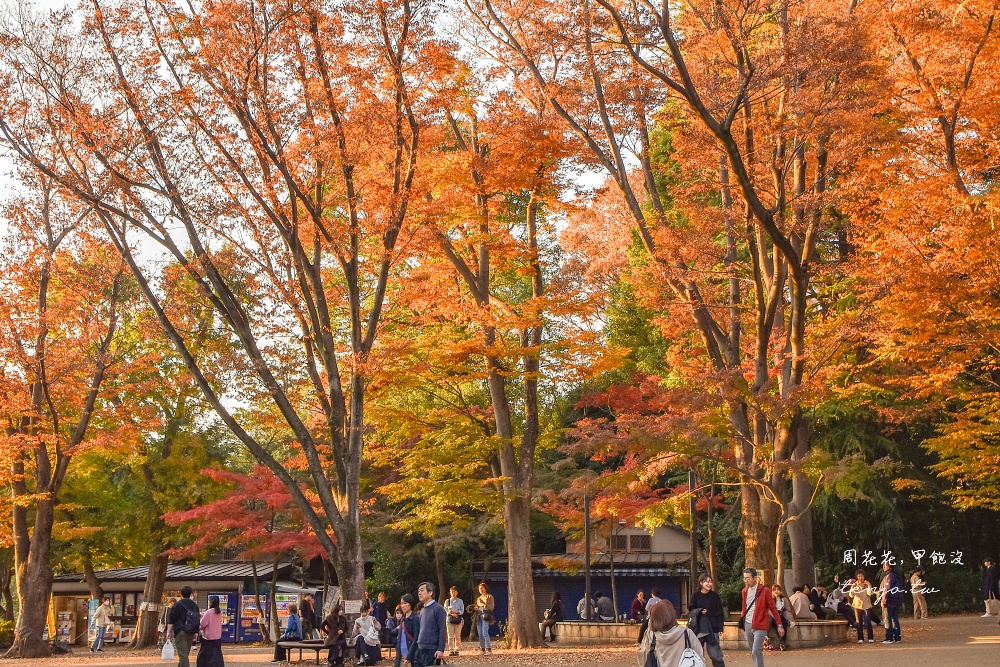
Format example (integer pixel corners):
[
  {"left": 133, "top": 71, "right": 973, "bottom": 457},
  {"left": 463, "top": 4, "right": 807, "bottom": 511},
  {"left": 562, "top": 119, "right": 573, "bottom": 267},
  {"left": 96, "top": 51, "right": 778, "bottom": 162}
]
[
  {"left": 53, "top": 561, "right": 290, "bottom": 583},
  {"left": 482, "top": 551, "right": 691, "bottom": 578}
]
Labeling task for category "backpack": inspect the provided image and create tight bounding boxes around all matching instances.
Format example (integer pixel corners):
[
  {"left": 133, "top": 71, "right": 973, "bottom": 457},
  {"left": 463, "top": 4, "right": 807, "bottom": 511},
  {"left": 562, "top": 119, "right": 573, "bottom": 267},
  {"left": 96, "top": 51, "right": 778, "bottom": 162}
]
[
  {"left": 180, "top": 599, "right": 200, "bottom": 635},
  {"left": 677, "top": 630, "right": 707, "bottom": 667}
]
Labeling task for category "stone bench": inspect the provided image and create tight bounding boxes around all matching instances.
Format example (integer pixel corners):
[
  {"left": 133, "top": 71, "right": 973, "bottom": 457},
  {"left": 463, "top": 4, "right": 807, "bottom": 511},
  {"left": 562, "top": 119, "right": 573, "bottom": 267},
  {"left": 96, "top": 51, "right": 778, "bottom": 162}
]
[
  {"left": 548, "top": 621, "right": 640, "bottom": 645},
  {"left": 718, "top": 620, "right": 849, "bottom": 650},
  {"left": 548, "top": 619, "right": 849, "bottom": 649}
]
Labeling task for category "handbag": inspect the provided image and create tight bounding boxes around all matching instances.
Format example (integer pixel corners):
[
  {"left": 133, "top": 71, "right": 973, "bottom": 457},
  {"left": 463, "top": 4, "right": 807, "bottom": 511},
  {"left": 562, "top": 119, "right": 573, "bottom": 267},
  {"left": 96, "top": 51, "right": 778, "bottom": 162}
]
[
  {"left": 161, "top": 640, "right": 175, "bottom": 661},
  {"left": 643, "top": 632, "right": 658, "bottom": 667},
  {"left": 448, "top": 614, "right": 462, "bottom": 625},
  {"left": 987, "top": 598, "right": 1000, "bottom": 615}
]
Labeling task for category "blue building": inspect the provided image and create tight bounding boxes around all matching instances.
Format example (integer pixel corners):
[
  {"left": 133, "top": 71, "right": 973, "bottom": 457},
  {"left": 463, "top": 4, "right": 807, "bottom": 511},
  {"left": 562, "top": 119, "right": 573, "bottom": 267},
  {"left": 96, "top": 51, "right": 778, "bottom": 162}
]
[{"left": 479, "top": 524, "right": 694, "bottom": 625}]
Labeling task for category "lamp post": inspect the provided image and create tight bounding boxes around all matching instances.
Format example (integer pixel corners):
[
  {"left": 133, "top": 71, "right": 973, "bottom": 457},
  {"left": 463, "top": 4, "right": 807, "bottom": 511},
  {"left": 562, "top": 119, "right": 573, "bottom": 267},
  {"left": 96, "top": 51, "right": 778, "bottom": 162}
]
[
  {"left": 689, "top": 469, "right": 698, "bottom": 606},
  {"left": 584, "top": 493, "right": 592, "bottom": 621}
]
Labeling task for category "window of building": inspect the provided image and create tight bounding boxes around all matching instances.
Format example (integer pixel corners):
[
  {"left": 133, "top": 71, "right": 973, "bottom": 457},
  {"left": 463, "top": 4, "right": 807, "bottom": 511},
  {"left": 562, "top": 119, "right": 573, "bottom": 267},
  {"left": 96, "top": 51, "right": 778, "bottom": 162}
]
[
  {"left": 610, "top": 535, "right": 628, "bottom": 551},
  {"left": 629, "top": 534, "right": 651, "bottom": 552}
]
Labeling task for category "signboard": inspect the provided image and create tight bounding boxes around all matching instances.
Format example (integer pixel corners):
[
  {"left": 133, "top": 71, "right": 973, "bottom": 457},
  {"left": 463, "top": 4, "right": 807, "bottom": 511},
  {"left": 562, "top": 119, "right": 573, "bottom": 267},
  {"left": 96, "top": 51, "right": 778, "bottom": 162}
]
[
  {"left": 239, "top": 594, "right": 268, "bottom": 643},
  {"left": 342, "top": 599, "right": 363, "bottom": 615},
  {"left": 208, "top": 593, "right": 239, "bottom": 643}
]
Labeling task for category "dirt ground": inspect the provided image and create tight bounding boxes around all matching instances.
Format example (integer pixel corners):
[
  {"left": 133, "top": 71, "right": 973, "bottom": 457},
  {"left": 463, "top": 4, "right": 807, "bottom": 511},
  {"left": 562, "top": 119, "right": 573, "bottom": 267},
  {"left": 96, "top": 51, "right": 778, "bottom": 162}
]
[{"left": 11, "top": 614, "right": 1000, "bottom": 667}]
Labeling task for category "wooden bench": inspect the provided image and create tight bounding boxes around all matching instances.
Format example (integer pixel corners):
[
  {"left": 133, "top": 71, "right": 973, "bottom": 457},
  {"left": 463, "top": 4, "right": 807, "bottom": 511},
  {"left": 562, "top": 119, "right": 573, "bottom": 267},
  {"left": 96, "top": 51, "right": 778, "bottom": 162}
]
[{"left": 278, "top": 639, "right": 327, "bottom": 664}]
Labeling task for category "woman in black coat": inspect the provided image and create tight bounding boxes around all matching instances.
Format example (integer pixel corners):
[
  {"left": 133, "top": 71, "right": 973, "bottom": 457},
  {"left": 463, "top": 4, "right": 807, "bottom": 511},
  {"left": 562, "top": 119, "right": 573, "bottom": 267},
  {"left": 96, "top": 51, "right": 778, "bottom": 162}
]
[
  {"left": 322, "top": 606, "right": 349, "bottom": 667},
  {"left": 688, "top": 573, "right": 726, "bottom": 667},
  {"left": 541, "top": 592, "right": 564, "bottom": 642},
  {"left": 395, "top": 595, "right": 420, "bottom": 667}
]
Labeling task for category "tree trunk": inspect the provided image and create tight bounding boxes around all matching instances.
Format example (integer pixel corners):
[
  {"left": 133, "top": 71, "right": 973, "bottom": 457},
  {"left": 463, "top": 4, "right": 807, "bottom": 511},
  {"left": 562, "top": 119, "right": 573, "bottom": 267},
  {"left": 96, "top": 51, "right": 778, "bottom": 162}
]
[
  {"left": 502, "top": 494, "right": 541, "bottom": 649},
  {"left": 608, "top": 530, "right": 619, "bottom": 621},
  {"left": 129, "top": 549, "right": 169, "bottom": 649},
  {"left": 740, "top": 485, "right": 777, "bottom": 584},
  {"left": 707, "top": 463, "right": 718, "bottom": 583},
  {"left": 787, "top": 415, "right": 815, "bottom": 588},
  {"left": 433, "top": 539, "right": 446, "bottom": 604},
  {"left": 269, "top": 557, "right": 281, "bottom": 642},
  {"left": 331, "top": 525, "right": 366, "bottom": 601},
  {"left": 252, "top": 560, "right": 271, "bottom": 645},
  {"left": 0, "top": 556, "right": 15, "bottom": 621},
  {"left": 7, "top": 500, "right": 56, "bottom": 658},
  {"left": 82, "top": 552, "right": 104, "bottom": 601}
]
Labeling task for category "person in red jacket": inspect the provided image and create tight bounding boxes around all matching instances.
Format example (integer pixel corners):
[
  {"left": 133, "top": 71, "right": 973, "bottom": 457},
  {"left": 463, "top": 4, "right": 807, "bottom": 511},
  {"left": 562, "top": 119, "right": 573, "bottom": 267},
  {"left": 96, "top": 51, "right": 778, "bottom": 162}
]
[{"left": 741, "top": 568, "right": 784, "bottom": 667}]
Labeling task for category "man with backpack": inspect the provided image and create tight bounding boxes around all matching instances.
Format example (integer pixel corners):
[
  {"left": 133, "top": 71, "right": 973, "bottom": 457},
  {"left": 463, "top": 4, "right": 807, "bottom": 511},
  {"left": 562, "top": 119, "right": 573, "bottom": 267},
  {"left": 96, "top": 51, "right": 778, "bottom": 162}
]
[{"left": 168, "top": 586, "right": 202, "bottom": 667}]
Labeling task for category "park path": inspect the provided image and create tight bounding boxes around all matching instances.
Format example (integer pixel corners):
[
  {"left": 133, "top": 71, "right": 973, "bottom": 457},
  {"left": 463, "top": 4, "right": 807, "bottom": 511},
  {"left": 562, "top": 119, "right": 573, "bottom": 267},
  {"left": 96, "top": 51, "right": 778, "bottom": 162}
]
[{"left": 11, "top": 614, "right": 999, "bottom": 667}]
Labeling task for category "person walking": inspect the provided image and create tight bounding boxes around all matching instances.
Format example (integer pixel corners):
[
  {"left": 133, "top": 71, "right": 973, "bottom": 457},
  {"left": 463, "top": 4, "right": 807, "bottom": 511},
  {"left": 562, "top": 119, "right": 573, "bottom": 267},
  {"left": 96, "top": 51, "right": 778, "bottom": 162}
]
[
  {"left": 444, "top": 586, "right": 465, "bottom": 656},
  {"left": 689, "top": 573, "right": 726, "bottom": 666},
  {"left": 472, "top": 582, "right": 495, "bottom": 654},
  {"left": 197, "top": 596, "right": 225, "bottom": 667},
  {"left": 168, "top": 587, "right": 202, "bottom": 667},
  {"left": 635, "top": 601, "right": 704, "bottom": 667},
  {"left": 910, "top": 567, "right": 928, "bottom": 619},
  {"left": 541, "top": 591, "right": 564, "bottom": 642},
  {"left": 880, "top": 563, "right": 903, "bottom": 644},
  {"left": 740, "top": 568, "right": 783, "bottom": 667},
  {"left": 322, "top": 605, "right": 349, "bottom": 667},
  {"left": 849, "top": 571, "right": 875, "bottom": 644},
  {"left": 394, "top": 595, "right": 419, "bottom": 667},
  {"left": 408, "top": 582, "right": 446, "bottom": 667},
  {"left": 90, "top": 598, "right": 114, "bottom": 653},
  {"left": 272, "top": 602, "right": 304, "bottom": 663},
  {"left": 981, "top": 558, "right": 999, "bottom": 617},
  {"left": 159, "top": 598, "right": 178, "bottom": 649}
]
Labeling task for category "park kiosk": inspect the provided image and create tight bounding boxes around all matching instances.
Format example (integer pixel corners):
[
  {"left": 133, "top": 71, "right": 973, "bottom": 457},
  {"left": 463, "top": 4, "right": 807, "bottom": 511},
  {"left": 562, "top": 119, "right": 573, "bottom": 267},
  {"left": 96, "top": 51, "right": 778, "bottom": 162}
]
[{"left": 50, "top": 561, "right": 302, "bottom": 645}]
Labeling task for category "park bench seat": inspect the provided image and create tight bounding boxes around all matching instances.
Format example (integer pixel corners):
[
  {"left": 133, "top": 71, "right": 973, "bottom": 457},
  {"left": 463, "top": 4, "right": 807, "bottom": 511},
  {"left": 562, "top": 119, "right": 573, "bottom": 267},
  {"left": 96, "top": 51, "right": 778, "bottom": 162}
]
[{"left": 278, "top": 639, "right": 326, "bottom": 664}]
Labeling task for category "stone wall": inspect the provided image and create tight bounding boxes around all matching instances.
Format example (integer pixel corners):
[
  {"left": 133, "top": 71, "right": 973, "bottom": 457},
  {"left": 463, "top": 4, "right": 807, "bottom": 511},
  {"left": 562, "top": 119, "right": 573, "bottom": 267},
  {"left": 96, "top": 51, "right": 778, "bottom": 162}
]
[{"left": 549, "top": 619, "right": 850, "bottom": 649}]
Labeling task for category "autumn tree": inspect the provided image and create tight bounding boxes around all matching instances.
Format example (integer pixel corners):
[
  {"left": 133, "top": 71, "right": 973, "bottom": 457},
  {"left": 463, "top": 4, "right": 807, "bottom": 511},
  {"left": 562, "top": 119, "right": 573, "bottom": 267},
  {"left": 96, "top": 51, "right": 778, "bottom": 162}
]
[
  {"left": 0, "top": 0, "right": 451, "bottom": 600},
  {"left": 844, "top": 0, "right": 1000, "bottom": 509},
  {"left": 464, "top": 0, "right": 883, "bottom": 585},
  {"left": 0, "top": 178, "right": 134, "bottom": 657},
  {"left": 389, "top": 75, "right": 608, "bottom": 642}
]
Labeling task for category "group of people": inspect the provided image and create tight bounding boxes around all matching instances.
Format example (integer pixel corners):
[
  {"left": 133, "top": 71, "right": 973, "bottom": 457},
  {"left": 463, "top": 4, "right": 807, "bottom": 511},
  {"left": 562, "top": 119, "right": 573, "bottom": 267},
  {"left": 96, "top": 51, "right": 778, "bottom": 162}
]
[
  {"left": 306, "top": 582, "right": 498, "bottom": 667},
  {"left": 155, "top": 586, "right": 227, "bottom": 667},
  {"left": 633, "top": 563, "right": 928, "bottom": 667}
]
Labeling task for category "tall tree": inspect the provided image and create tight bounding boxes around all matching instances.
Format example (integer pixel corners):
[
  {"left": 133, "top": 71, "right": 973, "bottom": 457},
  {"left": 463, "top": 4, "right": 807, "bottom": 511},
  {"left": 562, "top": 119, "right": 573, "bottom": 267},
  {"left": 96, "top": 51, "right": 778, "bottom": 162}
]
[
  {"left": 0, "top": 0, "right": 447, "bottom": 598},
  {"left": 0, "top": 178, "right": 131, "bottom": 657},
  {"left": 845, "top": 0, "right": 1000, "bottom": 509},
  {"left": 402, "top": 84, "right": 600, "bottom": 643},
  {"left": 464, "top": 0, "right": 881, "bottom": 584}
]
